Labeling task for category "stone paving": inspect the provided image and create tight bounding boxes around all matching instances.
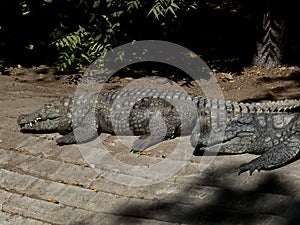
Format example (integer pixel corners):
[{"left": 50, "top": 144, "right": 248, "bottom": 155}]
[{"left": 1, "top": 75, "right": 300, "bottom": 225}]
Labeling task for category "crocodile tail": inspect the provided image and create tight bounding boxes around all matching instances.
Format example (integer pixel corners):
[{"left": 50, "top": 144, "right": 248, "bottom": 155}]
[{"left": 250, "top": 99, "right": 300, "bottom": 113}]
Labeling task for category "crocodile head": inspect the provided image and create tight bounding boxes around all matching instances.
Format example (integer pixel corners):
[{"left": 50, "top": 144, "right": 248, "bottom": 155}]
[
  {"left": 18, "top": 97, "right": 73, "bottom": 134},
  {"left": 192, "top": 115, "right": 260, "bottom": 154}
]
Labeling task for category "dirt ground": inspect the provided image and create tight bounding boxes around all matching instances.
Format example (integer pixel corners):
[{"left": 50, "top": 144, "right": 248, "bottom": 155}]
[{"left": 2, "top": 63, "right": 300, "bottom": 102}]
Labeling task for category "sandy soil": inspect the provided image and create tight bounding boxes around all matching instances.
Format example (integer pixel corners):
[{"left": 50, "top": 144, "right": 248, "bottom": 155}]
[{"left": 2, "top": 64, "right": 300, "bottom": 102}]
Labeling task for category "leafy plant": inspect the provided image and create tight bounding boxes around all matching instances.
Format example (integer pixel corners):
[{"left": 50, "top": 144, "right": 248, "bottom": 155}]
[
  {"left": 1, "top": 0, "right": 198, "bottom": 71},
  {"left": 148, "top": 0, "right": 197, "bottom": 19},
  {"left": 51, "top": 25, "right": 112, "bottom": 72}
]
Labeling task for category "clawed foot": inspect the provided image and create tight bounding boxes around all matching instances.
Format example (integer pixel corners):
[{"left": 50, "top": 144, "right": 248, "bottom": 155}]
[
  {"left": 130, "top": 139, "right": 151, "bottom": 153},
  {"left": 130, "top": 135, "right": 163, "bottom": 153},
  {"left": 130, "top": 138, "right": 147, "bottom": 153},
  {"left": 56, "top": 137, "right": 68, "bottom": 145},
  {"left": 130, "top": 148, "right": 142, "bottom": 153},
  {"left": 56, "top": 133, "right": 77, "bottom": 145},
  {"left": 238, "top": 162, "right": 262, "bottom": 176}
]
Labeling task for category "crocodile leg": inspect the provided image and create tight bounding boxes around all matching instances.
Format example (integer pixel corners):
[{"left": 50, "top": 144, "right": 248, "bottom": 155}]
[
  {"left": 238, "top": 113, "right": 300, "bottom": 175},
  {"left": 56, "top": 108, "right": 99, "bottom": 144},
  {"left": 130, "top": 115, "right": 179, "bottom": 152},
  {"left": 56, "top": 124, "right": 99, "bottom": 145},
  {"left": 131, "top": 134, "right": 164, "bottom": 153},
  {"left": 129, "top": 96, "right": 182, "bottom": 152},
  {"left": 239, "top": 142, "right": 300, "bottom": 175}
]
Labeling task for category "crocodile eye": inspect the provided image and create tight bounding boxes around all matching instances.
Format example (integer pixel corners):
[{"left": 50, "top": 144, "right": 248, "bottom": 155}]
[
  {"left": 45, "top": 103, "right": 52, "bottom": 108},
  {"left": 238, "top": 117, "right": 253, "bottom": 124}
]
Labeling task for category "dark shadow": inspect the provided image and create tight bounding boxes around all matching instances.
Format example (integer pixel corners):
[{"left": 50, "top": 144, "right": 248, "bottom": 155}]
[
  {"left": 240, "top": 70, "right": 300, "bottom": 102},
  {"left": 110, "top": 168, "right": 300, "bottom": 225},
  {"left": 288, "top": 71, "right": 300, "bottom": 82},
  {"left": 243, "top": 94, "right": 289, "bottom": 103},
  {"left": 112, "top": 62, "right": 196, "bottom": 86},
  {"left": 256, "top": 70, "right": 300, "bottom": 84},
  {"left": 242, "top": 91, "right": 300, "bottom": 103},
  {"left": 91, "top": 61, "right": 213, "bottom": 92}
]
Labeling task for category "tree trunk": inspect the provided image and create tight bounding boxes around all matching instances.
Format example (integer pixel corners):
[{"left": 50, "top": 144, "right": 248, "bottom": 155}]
[{"left": 253, "top": 4, "right": 285, "bottom": 68}]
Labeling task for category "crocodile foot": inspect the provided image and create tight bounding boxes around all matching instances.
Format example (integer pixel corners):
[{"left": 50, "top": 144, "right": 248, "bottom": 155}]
[
  {"left": 239, "top": 143, "right": 300, "bottom": 175},
  {"left": 130, "top": 135, "right": 164, "bottom": 153},
  {"left": 238, "top": 161, "right": 263, "bottom": 176}
]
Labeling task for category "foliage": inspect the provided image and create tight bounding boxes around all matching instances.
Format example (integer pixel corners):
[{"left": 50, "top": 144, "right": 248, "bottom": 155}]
[
  {"left": 148, "top": 0, "right": 197, "bottom": 19},
  {"left": 0, "top": 0, "right": 198, "bottom": 71},
  {"left": 50, "top": 0, "right": 198, "bottom": 72},
  {"left": 51, "top": 26, "right": 111, "bottom": 71},
  {"left": 49, "top": 0, "right": 124, "bottom": 71}
]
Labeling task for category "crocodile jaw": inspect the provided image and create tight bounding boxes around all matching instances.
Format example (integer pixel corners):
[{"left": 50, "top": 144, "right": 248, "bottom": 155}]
[
  {"left": 18, "top": 114, "right": 61, "bottom": 133},
  {"left": 17, "top": 98, "right": 71, "bottom": 133}
]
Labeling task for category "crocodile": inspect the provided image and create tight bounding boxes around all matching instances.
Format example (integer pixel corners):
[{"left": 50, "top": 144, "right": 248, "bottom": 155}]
[
  {"left": 18, "top": 88, "right": 300, "bottom": 157},
  {"left": 192, "top": 111, "right": 300, "bottom": 175},
  {"left": 18, "top": 88, "right": 198, "bottom": 152}
]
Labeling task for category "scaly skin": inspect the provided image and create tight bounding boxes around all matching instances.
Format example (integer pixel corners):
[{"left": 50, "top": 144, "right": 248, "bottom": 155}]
[
  {"left": 193, "top": 112, "right": 300, "bottom": 175},
  {"left": 18, "top": 89, "right": 198, "bottom": 152},
  {"left": 18, "top": 88, "right": 300, "bottom": 155}
]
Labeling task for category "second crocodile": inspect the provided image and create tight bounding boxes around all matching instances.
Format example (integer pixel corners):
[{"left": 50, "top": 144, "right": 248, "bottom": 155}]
[{"left": 193, "top": 111, "right": 300, "bottom": 175}]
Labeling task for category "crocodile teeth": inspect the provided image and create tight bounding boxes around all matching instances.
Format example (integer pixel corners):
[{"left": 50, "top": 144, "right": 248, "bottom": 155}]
[
  {"left": 29, "top": 122, "right": 33, "bottom": 127},
  {"left": 34, "top": 117, "right": 43, "bottom": 123}
]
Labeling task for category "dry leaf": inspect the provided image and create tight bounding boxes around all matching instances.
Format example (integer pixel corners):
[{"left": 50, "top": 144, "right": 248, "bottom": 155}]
[
  {"left": 59, "top": 180, "right": 68, "bottom": 184},
  {"left": 48, "top": 198, "right": 60, "bottom": 204}
]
